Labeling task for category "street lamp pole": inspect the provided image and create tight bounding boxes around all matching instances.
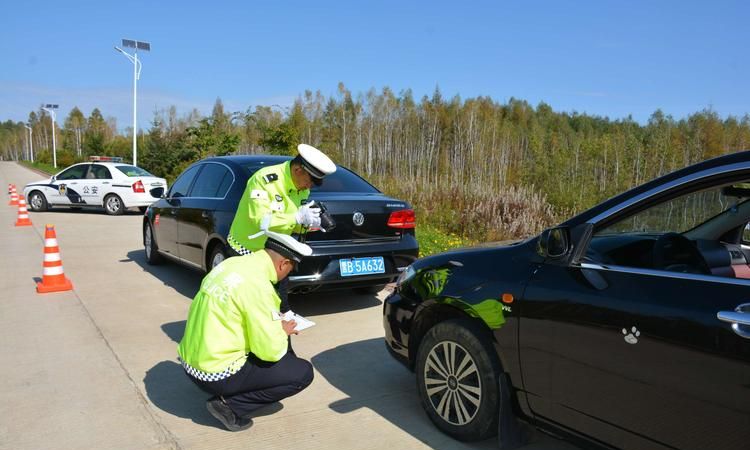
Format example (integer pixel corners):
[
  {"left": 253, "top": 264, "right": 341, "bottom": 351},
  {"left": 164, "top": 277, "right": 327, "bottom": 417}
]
[
  {"left": 24, "top": 124, "right": 33, "bottom": 163},
  {"left": 42, "top": 104, "right": 58, "bottom": 168},
  {"left": 115, "top": 39, "right": 150, "bottom": 167}
]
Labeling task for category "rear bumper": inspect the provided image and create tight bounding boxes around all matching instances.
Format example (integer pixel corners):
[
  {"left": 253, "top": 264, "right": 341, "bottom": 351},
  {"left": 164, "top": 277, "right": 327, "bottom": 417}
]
[
  {"left": 125, "top": 193, "right": 163, "bottom": 208},
  {"left": 288, "top": 235, "right": 418, "bottom": 291}
]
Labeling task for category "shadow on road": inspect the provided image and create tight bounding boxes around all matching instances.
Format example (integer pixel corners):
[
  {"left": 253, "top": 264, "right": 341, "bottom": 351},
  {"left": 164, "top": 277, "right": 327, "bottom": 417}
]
[
  {"left": 125, "top": 250, "right": 202, "bottom": 299},
  {"left": 144, "top": 360, "right": 219, "bottom": 429},
  {"left": 311, "top": 337, "right": 499, "bottom": 450},
  {"left": 161, "top": 320, "right": 186, "bottom": 344},
  {"left": 289, "top": 289, "right": 382, "bottom": 316},
  {"left": 145, "top": 358, "right": 287, "bottom": 428}
]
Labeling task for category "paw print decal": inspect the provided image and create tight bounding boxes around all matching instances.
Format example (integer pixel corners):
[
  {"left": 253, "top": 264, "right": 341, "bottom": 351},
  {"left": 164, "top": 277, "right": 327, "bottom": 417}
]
[{"left": 622, "top": 326, "right": 640, "bottom": 344}]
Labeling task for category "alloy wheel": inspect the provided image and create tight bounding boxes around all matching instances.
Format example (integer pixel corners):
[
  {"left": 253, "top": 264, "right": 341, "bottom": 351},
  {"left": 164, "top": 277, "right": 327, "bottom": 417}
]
[
  {"left": 423, "top": 341, "right": 482, "bottom": 426},
  {"left": 30, "top": 193, "right": 43, "bottom": 210},
  {"left": 106, "top": 196, "right": 122, "bottom": 214}
]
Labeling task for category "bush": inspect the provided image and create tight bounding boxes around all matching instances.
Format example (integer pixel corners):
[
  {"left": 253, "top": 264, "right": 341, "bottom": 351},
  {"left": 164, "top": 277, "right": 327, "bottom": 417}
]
[{"left": 372, "top": 175, "right": 561, "bottom": 243}]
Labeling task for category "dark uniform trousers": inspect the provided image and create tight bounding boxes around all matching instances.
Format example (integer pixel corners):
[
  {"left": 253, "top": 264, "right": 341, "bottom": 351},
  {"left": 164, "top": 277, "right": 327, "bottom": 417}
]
[{"left": 190, "top": 349, "right": 314, "bottom": 418}]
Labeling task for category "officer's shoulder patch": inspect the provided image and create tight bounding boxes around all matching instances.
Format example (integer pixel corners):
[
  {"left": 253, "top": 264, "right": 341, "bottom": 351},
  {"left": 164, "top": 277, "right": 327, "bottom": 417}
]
[{"left": 263, "top": 173, "right": 279, "bottom": 184}]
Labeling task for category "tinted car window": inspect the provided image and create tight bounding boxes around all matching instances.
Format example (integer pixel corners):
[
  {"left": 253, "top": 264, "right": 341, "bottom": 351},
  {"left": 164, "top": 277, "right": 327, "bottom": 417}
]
[
  {"left": 57, "top": 164, "right": 89, "bottom": 180},
  {"left": 243, "top": 164, "right": 379, "bottom": 193},
  {"left": 89, "top": 164, "right": 112, "bottom": 179},
  {"left": 598, "top": 184, "right": 739, "bottom": 235},
  {"left": 312, "top": 168, "right": 379, "bottom": 193},
  {"left": 115, "top": 165, "right": 154, "bottom": 177},
  {"left": 169, "top": 165, "right": 200, "bottom": 198},
  {"left": 189, "top": 163, "right": 233, "bottom": 198}
]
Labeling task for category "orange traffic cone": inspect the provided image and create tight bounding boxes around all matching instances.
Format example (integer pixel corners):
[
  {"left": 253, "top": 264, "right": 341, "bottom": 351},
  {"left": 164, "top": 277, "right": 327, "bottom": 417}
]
[
  {"left": 36, "top": 224, "right": 74, "bottom": 293},
  {"left": 7, "top": 183, "right": 13, "bottom": 195},
  {"left": 15, "top": 195, "right": 32, "bottom": 227},
  {"left": 8, "top": 187, "right": 18, "bottom": 206}
]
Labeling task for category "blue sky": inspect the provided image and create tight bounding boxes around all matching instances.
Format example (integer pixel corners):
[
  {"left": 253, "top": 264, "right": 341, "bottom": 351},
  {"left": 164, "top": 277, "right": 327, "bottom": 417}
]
[{"left": 1, "top": 0, "right": 748, "bottom": 131}]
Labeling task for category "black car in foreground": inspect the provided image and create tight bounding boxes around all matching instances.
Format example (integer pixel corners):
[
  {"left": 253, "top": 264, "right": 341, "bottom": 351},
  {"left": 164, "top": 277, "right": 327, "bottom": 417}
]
[
  {"left": 143, "top": 155, "right": 418, "bottom": 293},
  {"left": 384, "top": 151, "right": 750, "bottom": 450}
]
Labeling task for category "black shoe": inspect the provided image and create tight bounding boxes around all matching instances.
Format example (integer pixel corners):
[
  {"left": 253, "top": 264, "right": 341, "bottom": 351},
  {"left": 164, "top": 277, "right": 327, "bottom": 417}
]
[{"left": 206, "top": 397, "right": 253, "bottom": 432}]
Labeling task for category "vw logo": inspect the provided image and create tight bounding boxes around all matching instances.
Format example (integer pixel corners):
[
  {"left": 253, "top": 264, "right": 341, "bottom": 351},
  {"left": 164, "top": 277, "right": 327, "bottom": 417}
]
[{"left": 352, "top": 211, "right": 365, "bottom": 226}]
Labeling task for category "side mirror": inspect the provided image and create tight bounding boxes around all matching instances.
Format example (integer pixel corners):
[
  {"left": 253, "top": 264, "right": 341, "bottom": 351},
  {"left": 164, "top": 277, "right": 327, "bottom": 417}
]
[
  {"left": 537, "top": 226, "right": 571, "bottom": 259},
  {"left": 50, "top": 175, "right": 56, "bottom": 182}
]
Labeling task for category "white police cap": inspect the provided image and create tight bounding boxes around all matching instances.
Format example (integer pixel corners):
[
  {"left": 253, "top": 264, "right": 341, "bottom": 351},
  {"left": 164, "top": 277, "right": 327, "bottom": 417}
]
[
  {"left": 264, "top": 230, "right": 312, "bottom": 263},
  {"left": 297, "top": 144, "right": 336, "bottom": 180}
]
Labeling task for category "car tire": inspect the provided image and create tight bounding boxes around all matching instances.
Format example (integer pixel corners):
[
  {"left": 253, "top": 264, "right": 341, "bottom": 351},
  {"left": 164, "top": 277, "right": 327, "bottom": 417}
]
[
  {"left": 208, "top": 243, "right": 228, "bottom": 271},
  {"left": 27, "top": 191, "right": 48, "bottom": 212},
  {"left": 416, "top": 319, "right": 502, "bottom": 442},
  {"left": 144, "top": 222, "right": 163, "bottom": 265},
  {"left": 104, "top": 194, "right": 124, "bottom": 215}
]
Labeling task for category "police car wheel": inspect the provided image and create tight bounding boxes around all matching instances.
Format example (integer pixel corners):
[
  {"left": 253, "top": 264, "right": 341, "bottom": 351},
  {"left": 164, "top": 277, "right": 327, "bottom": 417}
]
[
  {"left": 416, "top": 319, "right": 502, "bottom": 442},
  {"left": 104, "top": 194, "right": 124, "bottom": 215},
  {"left": 28, "top": 191, "right": 48, "bottom": 212},
  {"left": 144, "top": 222, "right": 163, "bottom": 264}
]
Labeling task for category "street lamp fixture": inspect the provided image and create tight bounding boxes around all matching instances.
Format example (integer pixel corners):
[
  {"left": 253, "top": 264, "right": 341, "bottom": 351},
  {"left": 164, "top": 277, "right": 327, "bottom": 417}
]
[
  {"left": 115, "top": 38, "right": 151, "bottom": 167},
  {"left": 42, "top": 104, "right": 59, "bottom": 168},
  {"left": 24, "top": 124, "right": 33, "bottom": 163}
]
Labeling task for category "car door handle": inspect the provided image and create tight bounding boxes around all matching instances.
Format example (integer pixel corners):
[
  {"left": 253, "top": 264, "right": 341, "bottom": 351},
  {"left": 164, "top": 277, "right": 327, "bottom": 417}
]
[
  {"left": 102, "top": 182, "right": 110, "bottom": 184},
  {"left": 717, "top": 303, "right": 750, "bottom": 339}
]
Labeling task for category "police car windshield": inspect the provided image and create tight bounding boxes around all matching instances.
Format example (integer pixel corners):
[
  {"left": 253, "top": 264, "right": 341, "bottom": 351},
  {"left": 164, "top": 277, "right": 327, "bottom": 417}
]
[
  {"left": 243, "top": 165, "right": 380, "bottom": 193},
  {"left": 116, "top": 165, "right": 154, "bottom": 177}
]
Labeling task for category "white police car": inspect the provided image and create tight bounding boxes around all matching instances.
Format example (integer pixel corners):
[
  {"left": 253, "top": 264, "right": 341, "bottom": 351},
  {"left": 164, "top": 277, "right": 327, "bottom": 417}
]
[{"left": 23, "top": 157, "right": 168, "bottom": 215}]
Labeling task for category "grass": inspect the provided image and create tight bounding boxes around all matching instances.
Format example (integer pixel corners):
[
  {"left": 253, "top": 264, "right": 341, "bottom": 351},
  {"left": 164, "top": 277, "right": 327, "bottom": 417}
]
[
  {"left": 18, "top": 161, "right": 56, "bottom": 176},
  {"left": 415, "top": 223, "right": 479, "bottom": 257}
]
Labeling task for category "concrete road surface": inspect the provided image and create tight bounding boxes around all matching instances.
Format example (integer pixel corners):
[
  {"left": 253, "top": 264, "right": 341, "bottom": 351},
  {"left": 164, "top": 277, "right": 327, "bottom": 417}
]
[{"left": 0, "top": 161, "right": 579, "bottom": 450}]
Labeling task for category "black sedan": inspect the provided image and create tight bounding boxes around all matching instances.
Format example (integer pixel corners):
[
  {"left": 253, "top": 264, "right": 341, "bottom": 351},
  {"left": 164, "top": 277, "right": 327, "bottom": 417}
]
[
  {"left": 143, "top": 155, "right": 418, "bottom": 293},
  {"left": 384, "top": 151, "right": 750, "bottom": 449}
]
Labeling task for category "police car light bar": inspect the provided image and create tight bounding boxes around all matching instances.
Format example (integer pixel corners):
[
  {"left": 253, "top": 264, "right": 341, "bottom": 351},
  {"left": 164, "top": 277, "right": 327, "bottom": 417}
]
[{"left": 89, "top": 156, "right": 124, "bottom": 163}]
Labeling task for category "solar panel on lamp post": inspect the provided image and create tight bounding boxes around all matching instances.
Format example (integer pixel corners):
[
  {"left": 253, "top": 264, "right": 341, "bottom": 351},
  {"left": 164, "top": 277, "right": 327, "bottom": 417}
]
[
  {"left": 24, "top": 124, "right": 33, "bottom": 163},
  {"left": 115, "top": 38, "right": 150, "bottom": 167},
  {"left": 41, "top": 104, "right": 58, "bottom": 168}
]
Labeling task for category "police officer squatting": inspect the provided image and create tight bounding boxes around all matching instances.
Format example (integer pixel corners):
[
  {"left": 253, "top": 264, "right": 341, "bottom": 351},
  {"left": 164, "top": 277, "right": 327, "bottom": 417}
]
[
  {"left": 226, "top": 144, "right": 337, "bottom": 312},
  {"left": 178, "top": 227, "right": 315, "bottom": 431}
]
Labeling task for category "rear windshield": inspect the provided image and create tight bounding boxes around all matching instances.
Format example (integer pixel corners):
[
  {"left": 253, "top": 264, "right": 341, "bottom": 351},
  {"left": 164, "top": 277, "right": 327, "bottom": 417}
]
[
  {"left": 115, "top": 165, "right": 155, "bottom": 177},
  {"left": 243, "top": 164, "right": 380, "bottom": 194}
]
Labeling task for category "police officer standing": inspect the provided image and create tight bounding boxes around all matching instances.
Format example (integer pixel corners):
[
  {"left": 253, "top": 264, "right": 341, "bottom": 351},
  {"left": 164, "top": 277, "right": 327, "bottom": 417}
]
[
  {"left": 227, "top": 144, "right": 336, "bottom": 311},
  {"left": 178, "top": 231, "right": 315, "bottom": 431}
]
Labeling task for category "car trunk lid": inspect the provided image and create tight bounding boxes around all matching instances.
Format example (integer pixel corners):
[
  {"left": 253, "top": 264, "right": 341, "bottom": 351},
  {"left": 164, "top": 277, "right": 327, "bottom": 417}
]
[{"left": 304, "top": 193, "right": 413, "bottom": 244}]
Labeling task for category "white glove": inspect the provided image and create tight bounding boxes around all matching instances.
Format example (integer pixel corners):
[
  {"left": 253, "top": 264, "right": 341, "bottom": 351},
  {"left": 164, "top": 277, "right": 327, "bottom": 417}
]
[{"left": 296, "top": 201, "right": 321, "bottom": 228}]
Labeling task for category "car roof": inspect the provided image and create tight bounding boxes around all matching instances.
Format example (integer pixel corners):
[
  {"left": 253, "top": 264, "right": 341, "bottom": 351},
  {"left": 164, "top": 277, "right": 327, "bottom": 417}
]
[
  {"left": 565, "top": 150, "right": 750, "bottom": 226},
  {"left": 66, "top": 162, "right": 133, "bottom": 168},
  {"left": 200, "top": 155, "right": 292, "bottom": 167}
]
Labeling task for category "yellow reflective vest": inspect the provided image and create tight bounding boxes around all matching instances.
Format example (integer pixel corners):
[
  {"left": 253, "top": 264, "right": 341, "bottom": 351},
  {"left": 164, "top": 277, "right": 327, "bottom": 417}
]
[
  {"left": 228, "top": 161, "right": 308, "bottom": 254},
  {"left": 177, "top": 251, "right": 288, "bottom": 374}
]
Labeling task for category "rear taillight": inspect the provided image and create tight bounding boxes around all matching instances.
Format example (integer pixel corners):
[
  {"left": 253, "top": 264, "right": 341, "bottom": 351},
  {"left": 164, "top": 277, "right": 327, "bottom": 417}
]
[
  {"left": 387, "top": 209, "right": 416, "bottom": 229},
  {"left": 132, "top": 180, "right": 145, "bottom": 193}
]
